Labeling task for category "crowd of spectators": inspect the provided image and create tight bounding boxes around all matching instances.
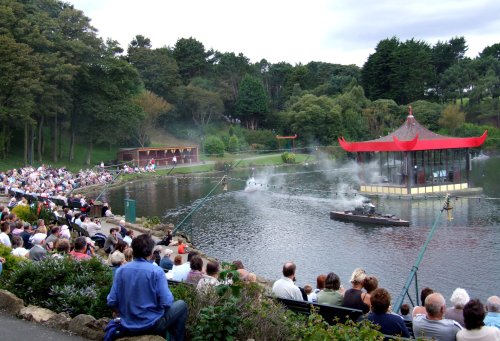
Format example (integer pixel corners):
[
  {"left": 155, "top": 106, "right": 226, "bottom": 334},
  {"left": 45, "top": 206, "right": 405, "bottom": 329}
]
[
  {"left": 271, "top": 262, "right": 500, "bottom": 340},
  {"left": 0, "top": 165, "right": 115, "bottom": 200}
]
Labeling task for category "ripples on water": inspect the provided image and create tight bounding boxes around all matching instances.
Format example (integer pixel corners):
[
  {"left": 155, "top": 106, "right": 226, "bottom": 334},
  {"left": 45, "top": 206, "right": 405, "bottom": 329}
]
[{"left": 105, "top": 158, "right": 500, "bottom": 303}]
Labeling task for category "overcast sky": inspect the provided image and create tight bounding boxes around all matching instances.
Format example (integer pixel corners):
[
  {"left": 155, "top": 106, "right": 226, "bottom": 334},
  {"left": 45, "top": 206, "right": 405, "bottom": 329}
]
[{"left": 67, "top": 0, "right": 500, "bottom": 66}]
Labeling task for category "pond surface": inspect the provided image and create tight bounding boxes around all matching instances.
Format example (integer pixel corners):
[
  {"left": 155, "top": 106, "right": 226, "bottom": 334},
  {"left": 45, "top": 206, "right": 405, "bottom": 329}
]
[{"left": 101, "top": 156, "right": 500, "bottom": 304}]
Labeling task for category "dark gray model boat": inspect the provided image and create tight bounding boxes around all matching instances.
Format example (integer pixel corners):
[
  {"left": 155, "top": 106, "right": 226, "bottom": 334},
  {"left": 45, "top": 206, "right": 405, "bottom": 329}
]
[{"left": 330, "top": 201, "right": 410, "bottom": 227}]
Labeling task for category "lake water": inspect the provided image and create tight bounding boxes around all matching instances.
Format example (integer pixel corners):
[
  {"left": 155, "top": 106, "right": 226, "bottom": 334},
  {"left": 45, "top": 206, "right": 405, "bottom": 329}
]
[{"left": 101, "top": 156, "right": 500, "bottom": 305}]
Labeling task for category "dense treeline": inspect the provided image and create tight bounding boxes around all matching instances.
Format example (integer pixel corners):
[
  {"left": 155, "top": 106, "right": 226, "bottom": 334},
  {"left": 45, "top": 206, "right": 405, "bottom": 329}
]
[{"left": 1, "top": 0, "right": 500, "bottom": 165}]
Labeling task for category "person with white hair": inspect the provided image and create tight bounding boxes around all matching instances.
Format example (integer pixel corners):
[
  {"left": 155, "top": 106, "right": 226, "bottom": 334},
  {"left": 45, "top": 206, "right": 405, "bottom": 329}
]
[
  {"left": 485, "top": 296, "right": 500, "bottom": 329},
  {"left": 446, "top": 288, "right": 471, "bottom": 327},
  {"left": 28, "top": 233, "right": 48, "bottom": 261},
  {"left": 159, "top": 248, "right": 174, "bottom": 271}
]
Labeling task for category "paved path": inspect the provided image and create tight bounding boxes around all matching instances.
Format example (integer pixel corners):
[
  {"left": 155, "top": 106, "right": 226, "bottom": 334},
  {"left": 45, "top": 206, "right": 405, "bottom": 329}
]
[{"left": 0, "top": 310, "right": 89, "bottom": 340}]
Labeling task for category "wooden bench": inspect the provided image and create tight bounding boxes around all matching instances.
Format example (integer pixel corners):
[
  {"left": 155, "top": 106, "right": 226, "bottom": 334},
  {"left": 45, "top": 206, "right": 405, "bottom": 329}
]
[{"left": 275, "top": 297, "right": 363, "bottom": 325}]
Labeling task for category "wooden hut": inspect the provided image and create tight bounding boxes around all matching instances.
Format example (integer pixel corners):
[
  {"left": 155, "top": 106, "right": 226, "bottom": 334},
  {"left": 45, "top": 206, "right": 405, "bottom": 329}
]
[{"left": 117, "top": 146, "right": 199, "bottom": 167}]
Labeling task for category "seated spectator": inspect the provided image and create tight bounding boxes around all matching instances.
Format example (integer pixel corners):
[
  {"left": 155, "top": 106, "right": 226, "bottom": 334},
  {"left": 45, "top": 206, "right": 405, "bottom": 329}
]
[
  {"left": 109, "top": 250, "right": 126, "bottom": 275},
  {"left": 317, "top": 272, "right": 344, "bottom": 306},
  {"left": 247, "top": 273, "right": 257, "bottom": 283},
  {"left": 158, "top": 226, "right": 176, "bottom": 246},
  {"left": 366, "top": 288, "right": 410, "bottom": 338},
  {"left": 82, "top": 216, "right": 101, "bottom": 237},
  {"left": 45, "top": 226, "right": 61, "bottom": 251},
  {"left": 52, "top": 239, "right": 71, "bottom": 258},
  {"left": 60, "top": 225, "right": 71, "bottom": 240},
  {"left": 11, "top": 221, "right": 24, "bottom": 236},
  {"left": 457, "top": 298, "right": 500, "bottom": 340},
  {"left": 413, "top": 287, "right": 434, "bottom": 317},
  {"left": 118, "top": 220, "right": 127, "bottom": 239},
  {"left": 310, "top": 274, "right": 327, "bottom": 303},
  {"left": 123, "top": 248, "right": 133, "bottom": 263},
  {"left": 69, "top": 236, "right": 91, "bottom": 260},
  {"left": 485, "top": 296, "right": 500, "bottom": 329},
  {"left": 104, "top": 228, "right": 119, "bottom": 254},
  {"left": 185, "top": 255, "right": 204, "bottom": 285},
  {"left": 343, "top": 268, "right": 370, "bottom": 314},
  {"left": 123, "top": 229, "right": 134, "bottom": 247},
  {"left": 232, "top": 260, "right": 250, "bottom": 281},
  {"left": 168, "top": 255, "right": 183, "bottom": 280},
  {"left": 20, "top": 223, "right": 34, "bottom": 249},
  {"left": 400, "top": 303, "right": 412, "bottom": 322},
  {"left": 304, "top": 284, "right": 314, "bottom": 302},
  {"left": 197, "top": 260, "right": 220, "bottom": 293},
  {"left": 272, "top": 262, "right": 303, "bottom": 301},
  {"left": 413, "top": 292, "right": 462, "bottom": 341},
  {"left": 172, "top": 251, "right": 198, "bottom": 282},
  {"left": 159, "top": 248, "right": 174, "bottom": 271},
  {"left": 11, "top": 236, "right": 29, "bottom": 257},
  {"left": 446, "top": 288, "right": 470, "bottom": 327},
  {"left": 106, "top": 234, "right": 188, "bottom": 340},
  {"left": 364, "top": 274, "right": 378, "bottom": 295},
  {"left": 177, "top": 239, "right": 188, "bottom": 254},
  {"left": 28, "top": 233, "right": 48, "bottom": 261},
  {"left": 0, "top": 221, "right": 11, "bottom": 248}
]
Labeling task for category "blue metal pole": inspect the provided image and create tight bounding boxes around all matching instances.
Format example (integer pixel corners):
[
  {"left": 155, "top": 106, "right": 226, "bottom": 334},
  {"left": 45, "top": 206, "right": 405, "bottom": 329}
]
[
  {"left": 172, "top": 176, "right": 226, "bottom": 236},
  {"left": 393, "top": 194, "right": 449, "bottom": 313}
]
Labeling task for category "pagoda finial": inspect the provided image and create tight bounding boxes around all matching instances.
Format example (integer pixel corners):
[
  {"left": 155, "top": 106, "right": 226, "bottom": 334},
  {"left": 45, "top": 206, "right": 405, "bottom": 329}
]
[{"left": 408, "top": 105, "right": 413, "bottom": 117}]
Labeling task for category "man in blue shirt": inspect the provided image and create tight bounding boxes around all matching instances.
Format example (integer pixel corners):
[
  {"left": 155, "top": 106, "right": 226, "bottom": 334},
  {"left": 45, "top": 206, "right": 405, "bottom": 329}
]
[{"left": 107, "top": 234, "right": 188, "bottom": 340}]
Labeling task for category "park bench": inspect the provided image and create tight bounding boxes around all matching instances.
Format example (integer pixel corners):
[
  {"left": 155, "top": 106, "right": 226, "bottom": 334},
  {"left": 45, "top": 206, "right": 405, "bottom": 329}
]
[{"left": 275, "top": 297, "right": 363, "bottom": 325}]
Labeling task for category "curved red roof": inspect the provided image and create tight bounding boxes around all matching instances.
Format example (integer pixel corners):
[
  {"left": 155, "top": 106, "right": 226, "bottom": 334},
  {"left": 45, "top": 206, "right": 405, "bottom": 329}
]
[{"left": 339, "top": 113, "right": 487, "bottom": 152}]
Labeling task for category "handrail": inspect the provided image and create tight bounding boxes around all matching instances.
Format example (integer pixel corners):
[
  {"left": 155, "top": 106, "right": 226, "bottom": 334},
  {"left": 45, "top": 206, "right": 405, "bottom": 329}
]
[
  {"left": 172, "top": 175, "right": 227, "bottom": 236},
  {"left": 94, "top": 169, "right": 124, "bottom": 202},
  {"left": 393, "top": 194, "right": 450, "bottom": 313}
]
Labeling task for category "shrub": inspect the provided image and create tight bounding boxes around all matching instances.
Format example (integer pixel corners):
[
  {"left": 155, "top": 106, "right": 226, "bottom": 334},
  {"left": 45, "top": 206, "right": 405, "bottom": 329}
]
[
  {"left": 1, "top": 256, "right": 113, "bottom": 318},
  {"left": 0, "top": 243, "right": 28, "bottom": 276},
  {"left": 228, "top": 135, "right": 239, "bottom": 153},
  {"left": 12, "top": 204, "right": 53, "bottom": 225},
  {"left": 281, "top": 152, "right": 296, "bottom": 163},
  {"left": 203, "top": 135, "right": 225, "bottom": 157}
]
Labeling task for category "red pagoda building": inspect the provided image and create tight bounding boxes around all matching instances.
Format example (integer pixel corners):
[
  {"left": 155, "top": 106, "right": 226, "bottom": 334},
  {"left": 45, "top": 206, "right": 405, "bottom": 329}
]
[{"left": 339, "top": 107, "right": 487, "bottom": 195}]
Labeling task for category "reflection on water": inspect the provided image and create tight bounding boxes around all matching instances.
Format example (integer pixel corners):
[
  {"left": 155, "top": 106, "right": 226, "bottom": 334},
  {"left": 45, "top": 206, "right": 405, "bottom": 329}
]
[{"left": 103, "top": 157, "right": 500, "bottom": 302}]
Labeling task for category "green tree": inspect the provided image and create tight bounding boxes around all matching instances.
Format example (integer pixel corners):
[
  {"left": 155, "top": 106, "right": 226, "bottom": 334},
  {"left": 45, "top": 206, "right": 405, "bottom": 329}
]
[
  {"left": 439, "top": 58, "right": 477, "bottom": 105},
  {"left": 132, "top": 90, "right": 172, "bottom": 147},
  {"left": 363, "top": 99, "right": 401, "bottom": 138},
  {"left": 228, "top": 135, "right": 239, "bottom": 152},
  {"left": 410, "top": 100, "right": 443, "bottom": 131},
  {"left": 235, "top": 74, "right": 269, "bottom": 130},
  {"left": 180, "top": 85, "right": 224, "bottom": 127},
  {"left": 173, "top": 37, "right": 209, "bottom": 84},
  {"left": 284, "top": 94, "right": 342, "bottom": 145},
  {"left": 439, "top": 104, "right": 465, "bottom": 134}
]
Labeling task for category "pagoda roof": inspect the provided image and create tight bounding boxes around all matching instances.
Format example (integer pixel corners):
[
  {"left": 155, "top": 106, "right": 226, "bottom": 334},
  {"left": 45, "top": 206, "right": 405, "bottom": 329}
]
[{"left": 339, "top": 109, "right": 487, "bottom": 152}]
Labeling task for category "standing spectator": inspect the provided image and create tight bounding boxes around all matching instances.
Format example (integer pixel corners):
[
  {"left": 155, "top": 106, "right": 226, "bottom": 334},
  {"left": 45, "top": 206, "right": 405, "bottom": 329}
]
[
  {"left": 413, "top": 292, "right": 462, "bottom": 341},
  {"left": 272, "top": 262, "right": 303, "bottom": 301},
  {"left": 172, "top": 155, "right": 177, "bottom": 165},
  {"left": 107, "top": 234, "right": 188, "bottom": 340},
  {"left": 456, "top": 299, "right": 500, "bottom": 340},
  {"left": 485, "top": 296, "right": 500, "bottom": 329},
  {"left": 366, "top": 288, "right": 410, "bottom": 338},
  {"left": 445, "top": 288, "right": 470, "bottom": 327},
  {"left": 317, "top": 272, "right": 344, "bottom": 306}
]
